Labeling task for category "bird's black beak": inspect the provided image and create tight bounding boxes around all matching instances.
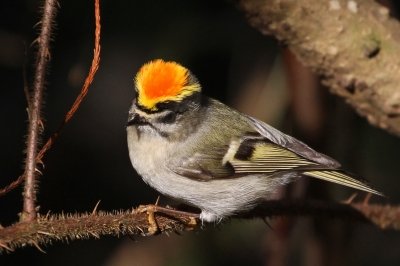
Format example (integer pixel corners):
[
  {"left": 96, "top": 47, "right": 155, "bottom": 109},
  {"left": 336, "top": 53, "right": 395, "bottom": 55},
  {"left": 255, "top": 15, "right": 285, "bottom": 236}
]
[{"left": 126, "top": 112, "right": 148, "bottom": 127}]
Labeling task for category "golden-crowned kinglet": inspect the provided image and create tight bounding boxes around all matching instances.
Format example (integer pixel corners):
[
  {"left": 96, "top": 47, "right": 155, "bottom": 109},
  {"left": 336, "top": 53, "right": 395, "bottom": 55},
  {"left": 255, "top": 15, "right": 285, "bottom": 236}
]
[{"left": 126, "top": 59, "right": 382, "bottom": 223}]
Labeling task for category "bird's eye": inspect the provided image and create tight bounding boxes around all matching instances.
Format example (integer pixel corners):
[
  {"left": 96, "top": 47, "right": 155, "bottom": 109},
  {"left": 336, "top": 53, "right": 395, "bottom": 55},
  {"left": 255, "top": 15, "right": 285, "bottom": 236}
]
[{"left": 159, "top": 112, "right": 177, "bottom": 124}]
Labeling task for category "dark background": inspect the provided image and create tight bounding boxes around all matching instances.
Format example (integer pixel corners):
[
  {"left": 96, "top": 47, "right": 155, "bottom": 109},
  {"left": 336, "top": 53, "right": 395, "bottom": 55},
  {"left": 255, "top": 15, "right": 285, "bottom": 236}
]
[{"left": 1, "top": 0, "right": 399, "bottom": 265}]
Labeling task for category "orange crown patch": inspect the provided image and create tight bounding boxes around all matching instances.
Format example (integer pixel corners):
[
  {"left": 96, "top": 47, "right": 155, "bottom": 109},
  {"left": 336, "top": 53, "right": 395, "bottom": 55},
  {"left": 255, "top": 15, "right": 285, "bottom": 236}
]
[{"left": 134, "top": 59, "right": 201, "bottom": 111}]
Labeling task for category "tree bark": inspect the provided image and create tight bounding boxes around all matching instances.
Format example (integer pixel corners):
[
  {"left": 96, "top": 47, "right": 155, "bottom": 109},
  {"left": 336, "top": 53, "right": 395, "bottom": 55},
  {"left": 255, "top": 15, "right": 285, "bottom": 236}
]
[{"left": 239, "top": 0, "right": 400, "bottom": 135}]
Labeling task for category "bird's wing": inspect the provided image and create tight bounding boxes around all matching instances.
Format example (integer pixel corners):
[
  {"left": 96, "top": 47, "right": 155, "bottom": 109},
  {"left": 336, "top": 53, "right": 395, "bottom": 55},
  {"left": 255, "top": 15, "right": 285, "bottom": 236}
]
[
  {"left": 228, "top": 137, "right": 381, "bottom": 195},
  {"left": 226, "top": 137, "right": 319, "bottom": 174},
  {"left": 169, "top": 132, "right": 321, "bottom": 181},
  {"left": 246, "top": 115, "right": 341, "bottom": 168},
  {"left": 169, "top": 146, "right": 235, "bottom": 181},
  {"left": 169, "top": 135, "right": 382, "bottom": 195},
  {"left": 168, "top": 115, "right": 382, "bottom": 195}
]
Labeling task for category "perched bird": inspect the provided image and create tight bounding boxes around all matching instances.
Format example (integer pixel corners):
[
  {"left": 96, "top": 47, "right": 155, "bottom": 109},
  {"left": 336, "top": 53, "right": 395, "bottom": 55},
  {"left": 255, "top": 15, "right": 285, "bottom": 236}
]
[{"left": 126, "top": 59, "right": 382, "bottom": 223}]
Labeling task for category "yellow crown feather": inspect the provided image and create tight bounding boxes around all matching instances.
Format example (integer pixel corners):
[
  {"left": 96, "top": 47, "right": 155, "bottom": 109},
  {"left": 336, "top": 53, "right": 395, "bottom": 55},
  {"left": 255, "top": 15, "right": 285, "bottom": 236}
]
[{"left": 134, "top": 59, "right": 201, "bottom": 111}]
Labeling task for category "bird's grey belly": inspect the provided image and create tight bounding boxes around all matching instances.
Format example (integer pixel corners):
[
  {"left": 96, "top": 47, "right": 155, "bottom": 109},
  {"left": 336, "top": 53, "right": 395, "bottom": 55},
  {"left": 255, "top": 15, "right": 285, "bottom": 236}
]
[{"left": 127, "top": 127, "right": 292, "bottom": 217}]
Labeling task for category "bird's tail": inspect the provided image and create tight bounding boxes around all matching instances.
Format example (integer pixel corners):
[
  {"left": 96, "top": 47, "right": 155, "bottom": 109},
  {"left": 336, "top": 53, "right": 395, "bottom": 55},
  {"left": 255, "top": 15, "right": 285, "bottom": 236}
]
[{"left": 304, "top": 170, "right": 383, "bottom": 196}]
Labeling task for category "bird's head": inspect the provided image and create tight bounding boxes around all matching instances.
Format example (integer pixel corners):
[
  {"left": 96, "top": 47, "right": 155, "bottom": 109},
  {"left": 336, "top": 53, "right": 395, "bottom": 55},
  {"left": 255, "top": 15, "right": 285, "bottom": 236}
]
[{"left": 127, "top": 59, "right": 203, "bottom": 138}]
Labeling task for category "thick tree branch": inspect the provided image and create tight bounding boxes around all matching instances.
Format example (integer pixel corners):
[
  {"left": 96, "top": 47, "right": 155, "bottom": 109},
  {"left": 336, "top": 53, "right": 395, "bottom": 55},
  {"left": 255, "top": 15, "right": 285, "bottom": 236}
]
[
  {"left": 1, "top": 201, "right": 399, "bottom": 253},
  {"left": 239, "top": 0, "right": 400, "bottom": 136},
  {"left": 22, "top": 0, "right": 58, "bottom": 221}
]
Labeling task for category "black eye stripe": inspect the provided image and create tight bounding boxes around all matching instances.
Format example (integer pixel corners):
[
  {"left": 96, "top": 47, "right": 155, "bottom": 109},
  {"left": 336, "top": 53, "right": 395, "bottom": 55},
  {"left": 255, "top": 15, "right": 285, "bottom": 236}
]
[{"left": 158, "top": 112, "right": 177, "bottom": 124}]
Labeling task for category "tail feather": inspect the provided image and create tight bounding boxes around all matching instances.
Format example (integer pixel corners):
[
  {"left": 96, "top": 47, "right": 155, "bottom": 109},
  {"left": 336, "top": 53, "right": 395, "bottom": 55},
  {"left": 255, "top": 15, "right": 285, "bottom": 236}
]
[{"left": 304, "top": 170, "right": 383, "bottom": 196}]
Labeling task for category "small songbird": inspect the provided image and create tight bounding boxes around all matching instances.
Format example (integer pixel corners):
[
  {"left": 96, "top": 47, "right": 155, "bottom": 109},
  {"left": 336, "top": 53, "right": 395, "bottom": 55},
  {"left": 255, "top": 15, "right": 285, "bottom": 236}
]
[{"left": 126, "top": 59, "right": 382, "bottom": 223}]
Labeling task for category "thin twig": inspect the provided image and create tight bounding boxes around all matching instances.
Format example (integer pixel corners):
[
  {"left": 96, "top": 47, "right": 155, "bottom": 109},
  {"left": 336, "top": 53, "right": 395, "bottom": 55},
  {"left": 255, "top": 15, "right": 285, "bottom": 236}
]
[
  {"left": 37, "top": 0, "right": 101, "bottom": 161},
  {"left": 22, "top": 42, "right": 32, "bottom": 119},
  {"left": 22, "top": 0, "right": 58, "bottom": 222},
  {"left": 0, "top": 175, "right": 25, "bottom": 197},
  {"left": 0, "top": 0, "right": 101, "bottom": 198}
]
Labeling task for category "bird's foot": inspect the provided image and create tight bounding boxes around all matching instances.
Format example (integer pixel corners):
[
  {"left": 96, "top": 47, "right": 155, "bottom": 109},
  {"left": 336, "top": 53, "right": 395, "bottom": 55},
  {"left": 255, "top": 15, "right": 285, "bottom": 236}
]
[{"left": 136, "top": 204, "right": 200, "bottom": 235}]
